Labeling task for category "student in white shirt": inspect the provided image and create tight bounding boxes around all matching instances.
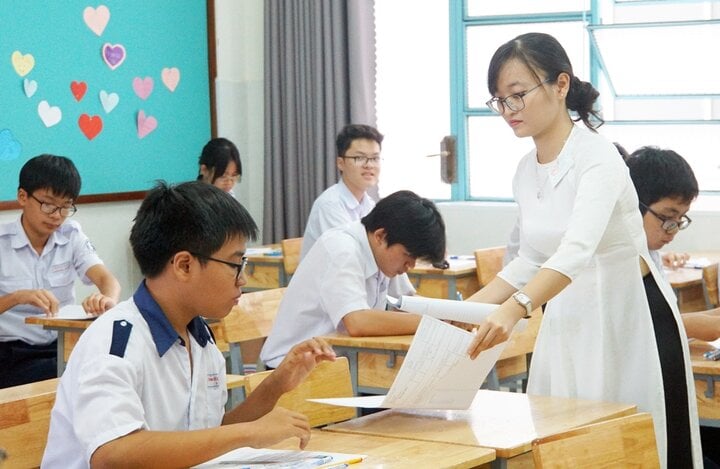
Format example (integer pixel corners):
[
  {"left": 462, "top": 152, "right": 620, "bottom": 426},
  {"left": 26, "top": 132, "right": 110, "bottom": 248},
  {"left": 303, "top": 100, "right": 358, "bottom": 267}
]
[
  {"left": 0, "top": 154, "right": 120, "bottom": 388},
  {"left": 261, "top": 190, "right": 446, "bottom": 369},
  {"left": 42, "top": 181, "right": 336, "bottom": 468},
  {"left": 466, "top": 32, "right": 701, "bottom": 467}
]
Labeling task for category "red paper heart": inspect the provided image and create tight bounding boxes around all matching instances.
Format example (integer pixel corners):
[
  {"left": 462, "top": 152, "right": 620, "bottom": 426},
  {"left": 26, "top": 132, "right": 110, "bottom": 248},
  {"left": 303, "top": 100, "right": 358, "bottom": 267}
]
[
  {"left": 78, "top": 114, "right": 102, "bottom": 140},
  {"left": 71, "top": 81, "right": 87, "bottom": 101}
]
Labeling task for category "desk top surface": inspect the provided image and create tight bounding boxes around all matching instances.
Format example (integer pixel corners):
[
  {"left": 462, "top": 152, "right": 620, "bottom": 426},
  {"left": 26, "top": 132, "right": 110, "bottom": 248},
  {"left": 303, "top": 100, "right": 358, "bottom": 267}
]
[
  {"left": 319, "top": 333, "right": 413, "bottom": 351},
  {"left": 270, "top": 429, "right": 495, "bottom": 468},
  {"left": 408, "top": 258, "right": 477, "bottom": 276},
  {"left": 690, "top": 340, "right": 720, "bottom": 375},
  {"left": 25, "top": 315, "right": 95, "bottom": 330},
  {"left": 324, "top": 389, "right": 637, "bottom": 459}
]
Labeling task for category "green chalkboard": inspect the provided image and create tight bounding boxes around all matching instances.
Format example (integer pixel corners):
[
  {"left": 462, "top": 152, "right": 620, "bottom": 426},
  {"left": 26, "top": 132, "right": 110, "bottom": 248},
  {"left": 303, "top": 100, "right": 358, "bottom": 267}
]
[{"left": 0, "top": 1, "right": 211, "bottom": 202}]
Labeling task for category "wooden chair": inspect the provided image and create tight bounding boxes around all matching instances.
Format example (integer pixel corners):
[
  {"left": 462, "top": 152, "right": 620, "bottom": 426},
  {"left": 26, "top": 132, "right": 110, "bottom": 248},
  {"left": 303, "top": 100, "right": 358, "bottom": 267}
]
[
  {"left": 473, "top": 246, "right": 506, "bottom": 288},
  {"left": 243, "top": 357, "right": 355, "bottom": 428},
  {"left": 0, "top": 378, "right": 59, "bottom": 468},
  {"left": 532, "top": 412, "right": 659, "bottom": 468},
  {"left": 281, "top": 237, "right": 303, "bottom": 279},
  {"left": 703, "top": 262, "right": 719, "bottom": 309}
]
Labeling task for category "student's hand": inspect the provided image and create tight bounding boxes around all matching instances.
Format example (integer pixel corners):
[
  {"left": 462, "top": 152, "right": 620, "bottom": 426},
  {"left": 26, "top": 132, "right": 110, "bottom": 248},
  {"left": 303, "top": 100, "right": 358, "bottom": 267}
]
[
  {"left": 247, "top": 406, "right": 311, "bottom": 449},
  {"left": 272, "top": 338, "right": 336, "bottom": 394},
  {"left": 467, "top": 305, "right": 520, "bottom": 359},
  {"left": 82, "top": 292, "right": 117, "bottom": 315},
  {"left": 662, "top": 251, "right": 690, "bottom": 270},
  {"left": 13, "top": 289, "right": 60, "bottom": 315}
]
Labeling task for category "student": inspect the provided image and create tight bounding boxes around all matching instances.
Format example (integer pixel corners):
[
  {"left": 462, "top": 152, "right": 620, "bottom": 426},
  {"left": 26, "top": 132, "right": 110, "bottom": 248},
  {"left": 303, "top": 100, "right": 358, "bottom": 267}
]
[
  {"left": 42, "top": 181, "right": 336, "bottom": 468},
  {"left": 0, "top": 154, "right": 120, "bottom": 389},
  {"left": 465, "top": 33, "right": 701, "bottom": 466},
  {"left": 197, "top": 137, "right": 242, "bottom": 197},
  {"left": 261, "top": 190, "right": 445, "bottom": 369}
]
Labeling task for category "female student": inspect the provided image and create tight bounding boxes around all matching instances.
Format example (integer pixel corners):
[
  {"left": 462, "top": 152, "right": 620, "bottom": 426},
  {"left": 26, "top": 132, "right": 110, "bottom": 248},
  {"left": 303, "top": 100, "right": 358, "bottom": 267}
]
[
  {"left": 466, "top": 32, "right": 701, "bottom": 466},
  {"left": 197, "top": 137, "right": 242, "bottom": 196}
]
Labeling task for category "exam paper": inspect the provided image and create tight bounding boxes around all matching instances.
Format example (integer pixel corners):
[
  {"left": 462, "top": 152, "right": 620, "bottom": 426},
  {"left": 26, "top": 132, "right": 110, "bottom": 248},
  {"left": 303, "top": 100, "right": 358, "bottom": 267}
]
[
  {"left": 388, "top": 295, "right": 498, "bottom": 324},
  {"left": 193, "top": 447, "right": 365, "bottom": 468},
  {"left": 311, "top": 315, "right": 525, "bottom": 410},
  {"left": 55, "top": 304, "right": 94, "bottom": 320}
]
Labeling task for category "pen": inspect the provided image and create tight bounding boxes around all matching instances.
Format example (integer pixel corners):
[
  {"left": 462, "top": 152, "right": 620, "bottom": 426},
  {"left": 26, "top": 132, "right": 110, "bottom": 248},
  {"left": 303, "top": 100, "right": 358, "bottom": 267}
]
[{"left": 704, "top": 349, "right": 720, "bottom": 361}]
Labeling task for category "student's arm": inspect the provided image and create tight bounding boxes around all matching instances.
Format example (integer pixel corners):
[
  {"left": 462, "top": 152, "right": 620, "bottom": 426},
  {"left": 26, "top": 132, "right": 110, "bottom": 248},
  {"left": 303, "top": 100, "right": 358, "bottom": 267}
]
[
  {"left": 467, "top": 268, "right": 570, "bottom": 359},
  {"left": 662, "top": 251, "right": 690, "bottom": 269},
  {"left": 342, "top": 309, "right": 421, "bottom": 336},
  {"left": 682, "top": 309, "right": 720, "bottom": 341},
  {"left": 224, "top": 338, "right": 337, "bottom": 424},
  {"left": 0, "top": 289, "right": 60, "bottom": 315},
  {"left": 82, "top": 264, "right": 121, "bottom": 315}
]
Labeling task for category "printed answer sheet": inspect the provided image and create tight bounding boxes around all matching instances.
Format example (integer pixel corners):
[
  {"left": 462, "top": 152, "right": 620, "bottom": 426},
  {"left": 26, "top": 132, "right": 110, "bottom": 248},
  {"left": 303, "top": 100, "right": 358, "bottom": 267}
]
[
  {"left": 311, "top": 315, "right": 526, "bottom": 410},
  {"left": 387, "top": 295, "right": 498, "bottom": 324}
]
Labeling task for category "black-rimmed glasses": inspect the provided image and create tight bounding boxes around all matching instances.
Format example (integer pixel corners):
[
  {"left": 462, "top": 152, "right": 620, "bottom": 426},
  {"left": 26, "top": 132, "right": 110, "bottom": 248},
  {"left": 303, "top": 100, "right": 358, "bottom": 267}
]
[
  {"left": 640, "top": 202, "right": 692, "bottom": 234},
  {"left": 30, "top": 193, "right": 77, "bottom": 217},
  {"left": 191, "top": 253, "right": 248, "bottom": 283},
  {"left": 486, "top": 78, "right": 551, "bottom": 114},
  {"left": 342, "top": 155, "right": 382, "bottom": 166}
]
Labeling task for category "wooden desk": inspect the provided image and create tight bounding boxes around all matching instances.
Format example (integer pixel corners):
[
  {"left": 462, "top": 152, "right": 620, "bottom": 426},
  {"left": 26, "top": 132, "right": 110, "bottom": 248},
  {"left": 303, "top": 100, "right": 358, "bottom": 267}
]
[
  {"left": 690, "top": 340, "right": 720, "bottom": 427},
  {"left": 666, "top": 252, "right": 720, "bottom": 313},
  {"left": 325, "top": 390, "right": 637, "bottom": 469},
  {"left": 269, "top": 429, "right": 496, "bottom": 468},
  {"left": 408, "top": 258, "right": 479, "bottom": 300},
  {"left": 244, "top": 245, "right": 288, "bottom": 291}
]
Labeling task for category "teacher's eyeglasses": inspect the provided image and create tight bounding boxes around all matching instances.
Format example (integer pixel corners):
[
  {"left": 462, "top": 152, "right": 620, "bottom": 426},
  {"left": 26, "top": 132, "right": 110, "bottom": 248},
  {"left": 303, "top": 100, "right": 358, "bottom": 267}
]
[
  {"left": 486, "top": 79, "right": 551, "bottom": 114},
  {"left": 640, "top": 202, "right": 692, "bottom": 234}
]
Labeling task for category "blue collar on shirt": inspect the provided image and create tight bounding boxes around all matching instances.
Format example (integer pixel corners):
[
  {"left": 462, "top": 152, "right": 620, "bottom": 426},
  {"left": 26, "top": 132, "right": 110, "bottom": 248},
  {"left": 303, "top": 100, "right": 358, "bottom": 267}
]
[{"left": 132, "top": 280, "right": 212, "bottom": 357}]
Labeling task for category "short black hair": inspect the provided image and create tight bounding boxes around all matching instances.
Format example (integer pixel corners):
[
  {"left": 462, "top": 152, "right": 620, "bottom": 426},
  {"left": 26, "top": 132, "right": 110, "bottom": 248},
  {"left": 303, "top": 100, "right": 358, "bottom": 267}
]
[
  {"left": 626, "top": 146, "right": 698, "bottom": 214},
  {"left": 336, "top": 124, "right": 384, "bottom": 157},
  {"left": 197, "top": 138, "right": 242, "bottom": 183},
  {"left": 130, "top": 181, "right": 258, "bottom": 278},
  {"left": 361, "top": 190, "right": 446, "bottom": 265},
  {"left": 19, "top": 154, "right": 81, "bottom": 199}
]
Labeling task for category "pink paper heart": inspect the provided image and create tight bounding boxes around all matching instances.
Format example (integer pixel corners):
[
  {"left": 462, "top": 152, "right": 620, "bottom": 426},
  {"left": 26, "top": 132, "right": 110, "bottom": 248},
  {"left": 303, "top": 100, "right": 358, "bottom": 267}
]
[
  {"left": 83, "top": 6, "right": 110, "bottom": 36},
  {"left": 137, "top": 110, "right": 157, "bottom": 139},
  {"left": 102, "top": 43, "right": 125, "bottom": 70},
  {"left": 132, "top": 76, "right": 154, "bottom": 100},
  {"left": 161, "top": 67, "right": 180, "bottom": 92}
]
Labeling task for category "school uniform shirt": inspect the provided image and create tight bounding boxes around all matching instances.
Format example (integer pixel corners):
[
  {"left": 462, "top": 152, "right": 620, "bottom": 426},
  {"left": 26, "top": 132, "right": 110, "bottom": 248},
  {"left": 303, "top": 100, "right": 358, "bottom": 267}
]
[
  {"left": 42, "top": 281, "right": 226, "bottom": 469},
  {"left": 499, "top": 125, "right": 701, "bottom": 467},
  {"left": 0, "top": 218, "right": 103, "bottom": 345},
  {"left": 261, "top": 221, "right": 392, "bottom": 369},
  {"left": 300, "top": 179, "right": 415, "bottom": 297}
]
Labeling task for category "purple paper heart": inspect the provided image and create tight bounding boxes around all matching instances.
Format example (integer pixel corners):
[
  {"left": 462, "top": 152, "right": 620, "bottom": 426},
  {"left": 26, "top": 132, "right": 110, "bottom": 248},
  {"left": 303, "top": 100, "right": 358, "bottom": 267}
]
[{"left": 102, "top": 43, "right": 126, "bottom": 70}]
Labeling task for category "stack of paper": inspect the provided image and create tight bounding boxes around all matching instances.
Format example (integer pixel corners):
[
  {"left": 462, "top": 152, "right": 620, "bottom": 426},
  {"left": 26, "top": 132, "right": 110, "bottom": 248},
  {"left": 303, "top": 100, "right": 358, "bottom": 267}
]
[{"left": 193, "top": 447, "right": 364, "bottom": 468}]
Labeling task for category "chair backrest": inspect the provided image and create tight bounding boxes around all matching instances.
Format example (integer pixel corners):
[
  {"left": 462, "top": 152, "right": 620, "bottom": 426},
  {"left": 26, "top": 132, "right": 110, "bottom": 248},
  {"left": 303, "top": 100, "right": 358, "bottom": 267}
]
[
  {"left": 0, "top": 378, "right": 59, "bottom": 468},
  {"left": 243, "top": 357, "right": 355, "bottom": 427},
  {"left": 474, "top": 246, "right": 506, "bottom": 287},
  {"left": 223, "top": 287, "right": 286, "bottom": 344},
  {"left": 703, "top": 262, "right": 719, "bottom": 308},
  {"left": 532, "top": 412, "right": 659, "bottom": 468},
  {"left": 281, "top": 237, "right": 303, "bottom": 277}
]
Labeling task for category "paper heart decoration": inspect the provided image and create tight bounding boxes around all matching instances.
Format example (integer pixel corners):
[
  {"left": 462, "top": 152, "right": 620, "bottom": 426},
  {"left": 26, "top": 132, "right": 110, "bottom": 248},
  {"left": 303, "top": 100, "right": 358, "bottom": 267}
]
[
  {"left": 78, "top": 114, "right": 103, "bottom": 140},
  {"left": 11, "top": 51, "right": 35, "bottom": 77},
  {"left": 137, "top": 110, "right": 157, "bottom": 139},
  {"left": 83, "top": 5, "right": 110, "bottom": 36},
  {"left": 37, "top": 100, "right": 62, "bottom": 127},
  {"left": 102, "top": 43, "right": 126, "bottom": 70},
  {"left": 132, "top": 77, "right": 154, "bottom": 100},
  {"left": 71, "top": 81, "right": 87, "bottom": 101},
  {"left": 23, "top": 78, "right": 38, "bottom": 98},
  {"left": 0, "top": 129, "right": 22, "bottom": 162},
  {"left": 99, "top": 90, "right": 119, "bottom": 113},
  {"left": 161, "top": 67, "right": 180, "bottom": 92}
]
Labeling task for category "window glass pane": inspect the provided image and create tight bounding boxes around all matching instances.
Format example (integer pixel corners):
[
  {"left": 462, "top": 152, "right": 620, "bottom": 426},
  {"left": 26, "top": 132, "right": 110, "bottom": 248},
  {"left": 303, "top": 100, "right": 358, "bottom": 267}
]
[
  {"left": 591, "top": 22, "right": 720, "bottom": 96},
  {"left": 467, "top": 116, "right": 535, "bottom": 199},
  {"left": 467, "top": 0, "right": 588, "bottom": 17},
  {"left": 375, "top": 0, "right": 451, "bottom": 200},
  {"left": 607, "top": 0, "right": 715, "bottom": 23},
  {"left": 467, "top": 22, "right": 589, "bottom": 109},
  {"left": 598, "top": 123, "right": 720, "bottom": 191}
]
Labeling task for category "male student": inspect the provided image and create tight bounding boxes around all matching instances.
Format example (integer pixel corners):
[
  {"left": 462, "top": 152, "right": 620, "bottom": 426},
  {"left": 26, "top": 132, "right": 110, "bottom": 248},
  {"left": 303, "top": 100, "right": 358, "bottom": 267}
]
[
  {"left": 0, "top": 154, "right": 120, "bottom": 389},
  {"left": 626, "top": 146, "right": 720, "bottom": 341},
  {"left": 261, "top": 190, "right": 446, "bottom": 369},
  {"left": 42, "top": 181, "right": 337, "bottom": 468}
]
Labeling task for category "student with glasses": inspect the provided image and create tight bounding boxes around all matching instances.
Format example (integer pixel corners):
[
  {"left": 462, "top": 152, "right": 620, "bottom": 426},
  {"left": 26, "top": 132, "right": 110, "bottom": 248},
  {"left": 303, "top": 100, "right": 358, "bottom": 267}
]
[
  {"left": 43, "top": 181, "right": 337, "bottom": 468},
  {"left": 466, "top": 33, "right": 701, "bottom": 467},
  {"left": 197, "top": 137, "right": 243, "bottom": 198},
  {"left": 0, "top": 154, "right": 121, "bottom": 388}
]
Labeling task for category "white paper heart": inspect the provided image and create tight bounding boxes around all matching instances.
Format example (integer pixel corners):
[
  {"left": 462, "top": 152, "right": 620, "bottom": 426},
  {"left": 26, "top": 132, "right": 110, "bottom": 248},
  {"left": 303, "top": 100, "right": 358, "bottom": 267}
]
[
  {"left": 99, "top": 90, "right": 119, "bottom": 113},
  {"left": 83, "top": 5, "right": 110, "bottom": 36},
  {"left": 23, "top": 78, "right": 38, "bottom": 98},
  {"left": 38, "top": 100, "right": 62, "bottom": 127}
]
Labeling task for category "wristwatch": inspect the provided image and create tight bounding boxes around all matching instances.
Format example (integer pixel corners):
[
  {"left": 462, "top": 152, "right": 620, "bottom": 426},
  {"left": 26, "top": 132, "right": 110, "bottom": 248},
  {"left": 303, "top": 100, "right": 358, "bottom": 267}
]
[{"left": 511, "top": 291, "right": 533, "bottom": 319}]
